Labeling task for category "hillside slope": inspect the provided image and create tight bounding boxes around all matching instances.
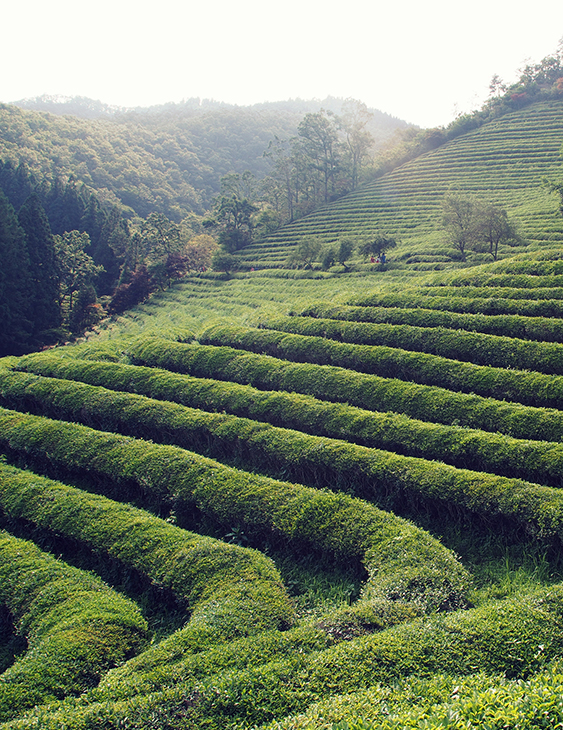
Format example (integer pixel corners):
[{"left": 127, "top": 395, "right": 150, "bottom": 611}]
[
  {"left": 238, "top": 101, "right": 563, "bottom": 269},
  {"left": 3, "top": 91, "right": 563, "bottom": 728}
]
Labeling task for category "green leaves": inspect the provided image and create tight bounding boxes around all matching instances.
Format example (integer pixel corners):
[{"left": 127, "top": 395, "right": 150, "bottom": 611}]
[{"left": 0, "top": 530, "right": 148, "bottom": 720}]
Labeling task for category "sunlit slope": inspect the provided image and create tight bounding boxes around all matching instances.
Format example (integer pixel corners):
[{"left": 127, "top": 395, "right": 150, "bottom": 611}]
[
  {"left": 4, "top": 249, "right": 563, "bottom": 725},
  {"left": 239, "top": 101, "right": 563, "bottom": 267}
]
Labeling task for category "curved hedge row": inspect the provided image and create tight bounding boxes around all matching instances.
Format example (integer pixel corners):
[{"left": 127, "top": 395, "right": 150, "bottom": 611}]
[
  {"left": 0, "top": 530, "right": 148, "bottom": 722},
  {"left": 0, "top": 407, "right": 471, "bottom": 618},
  {"left": 8, "top": 584, "right": 563, "bottom": 729},
  {"left": 125, "top": 337, "right": 563, "bottom": 441},
  {"left": 420, "top": 285, "right": 563, "bottom": 300},
  {"left": 4, "top": 365, "right": 563, "bottom": 492},
  {"left": 349, "top": 290, "right": 563, "bottom": 317},
  {"left": 197, "top": 324, "right": 563, "bottom": 410},
  {"left": 256, "top": 314, "right": 563, "bottom": 375},
  {"left": 11, "top": 357, "right": 563, "bottom": 486},
  {"left": 260, "top": 660, "right": 563, "bottom": 729},
  {"left": 433, "top": 271, "right": 563, "bottom": 289},
  {"left": 0, "top": 462, "right": 293, "bottom": 647},
  {"left": 298, "top": 301, "right": 563, "bottom": 343}
]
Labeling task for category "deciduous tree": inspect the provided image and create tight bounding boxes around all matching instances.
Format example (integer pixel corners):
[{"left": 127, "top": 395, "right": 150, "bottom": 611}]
[
  {"left": 286, "top": 237, "right": 323, "bottom": 269},
  {"left": 478, "top": 204, "right": 518, "bottom": 260},
  {"left": 203, "top": 194, "right": 258, "bottom": 253},
  {"left": 54, "top": 230, "right": 103, "bottom": 325},
  {"left": 441, "top": 193, "right": 482, "bottom": 261},
  {"left": 358, "top": 234, "right": 397, "bottom": 260}
]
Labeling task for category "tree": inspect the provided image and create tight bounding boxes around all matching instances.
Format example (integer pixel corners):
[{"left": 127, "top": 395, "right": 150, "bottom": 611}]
[
  {"left": 182, "top": 234, "right": 218, "bottom": 272},
  {"left": 478, "top": 204, "right": 518, "bottom": 260},
  {"left": 203, "top": 194, "right": 258, "bottom": 253},
  {"left": 17, "top": 195, "right": 61, "bottom": 345},
  {"left": 108, "top": 266, "right": 152, "bottom": 314},
  {"left": 337, "top": 237, "right": 355, "bottom": 269},
  {"left": 220, "top": 171, "right": 259, "bottom": 201},
  {"left": 358, "top": 234, "right": 397, "bottom": 261},
  {"left": 441, "top": 193, "right": 482, "bottom": 261},
  {"left": 297, "top": 111, "right": 342, "bottom": 204},
  {"left": 54, "top": 230, "right": 104, "bottom": 327},
  {"left": 544, "top": 177, "right": 563, "bottom": 217},
  {"left": 320, "top": 245, "right": 336, "bottom": 270},
  {"left": 211, "top": 250, "right": 238, "bottom": 274},
  {"left": 339, "top": 99, "right": 374, "bottom": 190},
  {"left": 441, "top": 194, "right": 519, "bottom": 261},
  {"left": 139, "top": 213, "right": 182, "bottom": 263},
  {"left": 0, "top": 190, "right": 33, "bottom": 355},
  {"left": 286, "top": 237, "right": 323, "bottom": 269}
]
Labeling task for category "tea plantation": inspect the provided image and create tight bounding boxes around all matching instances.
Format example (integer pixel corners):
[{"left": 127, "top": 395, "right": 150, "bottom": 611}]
[{"left": 2, "top": 100, "right": 563, "bottom": 728}]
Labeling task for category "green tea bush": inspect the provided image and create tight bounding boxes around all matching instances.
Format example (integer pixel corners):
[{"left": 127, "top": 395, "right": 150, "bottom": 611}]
[
  {"left": 0, "top": 462, "right": 294, "bottom": 646},
  {"left": 124, "top": 338, "right": 563, "bottom": 441},
  {"left": 256, "top": 313, "right": 563, "bottom": 375},
  {"left": 0, "top": 530, "right": 148, "bottom": 721},
  {"left": 197, "top": 324, "right": 563, "bottom": 410},
  {"left": 299, "top": 301, "right": 563, "bottom": 343},
  {"left": 9, "top": 361, "right": 563, "bottom": 487},
  {"left": 9, "top": 585, "right": 563, "bottom": 729},
  {"left": 422, "top": 284, "right": 563, "bottom": 300},
  {"left": 0, "top": 408, "right": 471, "bottom": 619},
  {"left": 350, "top": 290, "right": 563, "bottom": 316},
  {"left": 259, "top": 660, "right": 563, "bottom": 730}
]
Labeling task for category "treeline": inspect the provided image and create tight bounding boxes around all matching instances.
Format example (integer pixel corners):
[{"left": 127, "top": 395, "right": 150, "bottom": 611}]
[
  {"left": 1, "top": 99, "right": 406, "bottom": 225},
  {"left": 0, "top": 164, "right": 218, "bottom": 355}
]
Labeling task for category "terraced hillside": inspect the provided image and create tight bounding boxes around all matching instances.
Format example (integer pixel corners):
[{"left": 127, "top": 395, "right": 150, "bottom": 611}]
[
  {"left": 2, "top": 244, "right": 563, "bottom": 726},
  {"left": 3, "top": 95, "right": 563, "bottom": 726},
  {"left": 237, "top": 101, "right": 563, "bottom": 269}
]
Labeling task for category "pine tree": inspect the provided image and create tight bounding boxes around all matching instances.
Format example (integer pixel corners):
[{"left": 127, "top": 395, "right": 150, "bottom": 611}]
[
  {"left": 18, "top": 196, "right": 62, "bottom": 345},
  {"left": 0, "top": 190, "right": 33, "bottom": 355}
]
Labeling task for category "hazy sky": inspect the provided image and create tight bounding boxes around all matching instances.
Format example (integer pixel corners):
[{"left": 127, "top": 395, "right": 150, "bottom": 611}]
[{"left": 2, "top": 0, "right": 563, "bottom": 128}]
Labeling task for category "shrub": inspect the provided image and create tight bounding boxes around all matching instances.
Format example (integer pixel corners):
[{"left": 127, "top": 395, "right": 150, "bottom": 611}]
[
  {"left": 197, "top": 324, "right": 563, "bottom": 410},
  {"left": 0, "top": 408, "right": 471, "bottom": 621},
  {"left": 123, "top": 337, "right": 563, "bottom": 441},
  {"left": 12, "top": 356, "right": 563, "bottom": 486},
  {"left": 0, "top": 530, "right": 148, "bottom": 721},
  {"left": 0, "top": 462, "right": 294, "bottom": 647}
]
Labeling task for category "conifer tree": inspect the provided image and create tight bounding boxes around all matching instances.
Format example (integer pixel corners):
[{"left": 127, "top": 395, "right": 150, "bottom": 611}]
[
  {"left": 17, "top": 195, "right": 62, "bottom": 345},
  {"left": 0, "top": 190, "right": 32, "bottom": 355}
]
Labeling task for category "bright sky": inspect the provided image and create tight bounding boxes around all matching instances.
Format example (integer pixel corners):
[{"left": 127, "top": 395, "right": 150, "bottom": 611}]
[{"left": 2, "top": 0, "right": 563, "bottom": 128}]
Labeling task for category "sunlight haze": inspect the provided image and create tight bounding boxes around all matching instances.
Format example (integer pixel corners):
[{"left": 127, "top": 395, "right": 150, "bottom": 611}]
[{"left": 2, "top": 0, "right": 563, "bottom": 127}]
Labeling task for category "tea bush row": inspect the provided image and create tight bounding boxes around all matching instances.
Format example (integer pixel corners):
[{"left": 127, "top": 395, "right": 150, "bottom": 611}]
[
  {"left": 0, "top": 529, "right": 148, "bottom": 722},
  {"left": 5, "top": 365, "right": 563, "bottom": 495},
  {"left": 0, "top": 400, "right": 562, "bottom": 564},
  {"left": 125, "top": 337, "right": 563, "bottom": 441},
  {"left": 350, "top": 290, "right": 563, "bottom": 317},
  {"left": 437, "top": 271, "right": 563, "bottom": 289},
  {"left": 9, "top": 584, "right": 563, "bottom": 729},
  {"left": 256, "top": 314, "right": 563, "bottom": 375},
  {"left": 298, "top": 301, "right": 563, "bottom": 343},
  {"left": 260, "top": 660, "right": 563, "bottom": 730},
  {"left": 419, "top": 284, "right": 563, "bottom": 300},
  {"left": 0, "top": 461, "right": 293, "bottom": 648},
  {"left": 0, "top": 407, "right": 471, "bottom": 618},
  {"left": 197, "top": 324, "right": 563, "bottom": 410},
  {"left": 13, "top": 356, "right": 563, "bottom": 486}
]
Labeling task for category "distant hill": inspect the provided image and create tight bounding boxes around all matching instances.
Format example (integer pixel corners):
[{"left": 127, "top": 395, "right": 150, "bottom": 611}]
[
  {"left": 239, "top": 100, "right": 563, "bottom": 270},
  {"left": 1, "top": 96, "right": 409, "bottom": 220}
]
